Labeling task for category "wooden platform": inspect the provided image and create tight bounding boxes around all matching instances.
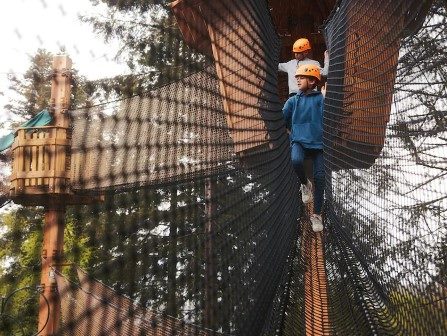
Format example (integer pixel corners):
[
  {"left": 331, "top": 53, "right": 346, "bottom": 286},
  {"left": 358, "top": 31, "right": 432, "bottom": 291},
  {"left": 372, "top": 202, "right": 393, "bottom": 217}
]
[{"left": 302, "top": 207, "right": 331, "bottom": 335}]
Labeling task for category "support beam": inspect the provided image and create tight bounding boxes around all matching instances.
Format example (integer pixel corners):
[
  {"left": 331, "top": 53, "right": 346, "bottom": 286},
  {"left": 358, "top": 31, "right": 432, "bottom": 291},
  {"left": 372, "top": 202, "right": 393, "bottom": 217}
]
[
  {"left": 50, "top": 56, "right": 72, "bottom": 128},
  {"left": 37, "top": 55, "right": 72, "bottom": 336},
  {"left": 38, "top": 204, "right": 65, "bottom": 335}
]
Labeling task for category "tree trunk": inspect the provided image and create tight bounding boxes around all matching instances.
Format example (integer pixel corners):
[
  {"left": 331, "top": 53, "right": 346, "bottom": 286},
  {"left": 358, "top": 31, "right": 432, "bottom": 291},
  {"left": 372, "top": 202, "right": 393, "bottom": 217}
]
[{"left": 167, "top": 187, "right": 178, "bottom": 316}]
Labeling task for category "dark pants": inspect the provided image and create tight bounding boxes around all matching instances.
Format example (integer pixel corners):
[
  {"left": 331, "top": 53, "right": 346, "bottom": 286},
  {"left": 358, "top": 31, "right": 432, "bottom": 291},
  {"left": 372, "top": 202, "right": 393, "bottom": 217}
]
[{"left": 290, "top": 142, "right": 324, "bottom": 214}]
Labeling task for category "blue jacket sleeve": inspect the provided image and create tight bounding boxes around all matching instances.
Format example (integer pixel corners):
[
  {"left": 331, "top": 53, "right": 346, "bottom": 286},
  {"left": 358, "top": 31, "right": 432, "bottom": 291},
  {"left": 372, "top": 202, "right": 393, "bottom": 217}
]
[
  {"left": 282, "top": 98, "right": 293, "bottom": 130},
  {"left": 320, "top": 94, "right": 324, "bottom": 119}
]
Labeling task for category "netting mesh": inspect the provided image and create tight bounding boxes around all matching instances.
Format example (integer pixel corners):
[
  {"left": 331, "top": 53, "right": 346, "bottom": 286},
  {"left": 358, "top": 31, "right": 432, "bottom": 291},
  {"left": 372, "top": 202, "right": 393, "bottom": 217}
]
[
  {"left": 319, "top": 1, "right": 446, "bottom": 335},
  {"left": 1, "top": 0, "right": 446, "bottom": 335},
  {"left": 70, "top": 67, "right": 236, "bottom": 191}
]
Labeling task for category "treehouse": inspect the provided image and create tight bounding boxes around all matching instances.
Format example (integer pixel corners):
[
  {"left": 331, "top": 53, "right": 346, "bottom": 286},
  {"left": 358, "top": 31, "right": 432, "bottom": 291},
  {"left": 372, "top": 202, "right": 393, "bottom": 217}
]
[
  {"left": 171, "top": 0, "right": 404, "bottom": 170},
  {"left": 9, "top": 56, "right": 99, "bottom": 206}
]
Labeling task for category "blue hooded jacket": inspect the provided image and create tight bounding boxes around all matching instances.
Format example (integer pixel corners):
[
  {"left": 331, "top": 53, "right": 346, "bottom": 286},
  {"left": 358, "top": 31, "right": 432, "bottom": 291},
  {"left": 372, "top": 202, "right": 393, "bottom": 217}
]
[{"left": 282, "top": 91, "right": 324, "bottom": 149}]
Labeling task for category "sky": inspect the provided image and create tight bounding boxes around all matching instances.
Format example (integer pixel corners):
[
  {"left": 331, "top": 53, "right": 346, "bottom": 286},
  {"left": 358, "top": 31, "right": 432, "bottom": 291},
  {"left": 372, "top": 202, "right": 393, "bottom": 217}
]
[{"left": 0, "top": 0, "right": 129, "bottom": 133}]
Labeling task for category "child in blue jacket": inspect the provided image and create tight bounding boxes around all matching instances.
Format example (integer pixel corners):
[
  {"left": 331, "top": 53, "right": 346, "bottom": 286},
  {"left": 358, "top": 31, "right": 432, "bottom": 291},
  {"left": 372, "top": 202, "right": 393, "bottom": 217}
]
[{"left": 283, "top": 64, "right": 326, "bottom": 232}]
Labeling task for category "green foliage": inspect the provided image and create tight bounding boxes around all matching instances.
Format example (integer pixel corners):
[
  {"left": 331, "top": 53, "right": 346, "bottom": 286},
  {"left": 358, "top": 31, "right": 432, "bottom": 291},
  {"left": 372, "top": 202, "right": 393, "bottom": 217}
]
[
  {"left": 3, "top": 49, "right": 53, "bottom": 123},
  {"left": 0, "top": 207, "right": 43, "bottom": 336},
  {"left": 63, "top": 211, "right": 95, "bottom": 270},
  {"left": 389, "top": 288, "right": 447, "bottom": 335},
  {"left": 1, "top": 48, "right": 93, "bottom": 131},
  {"left": 0, "top": 207, "right": 43, "bottom": 288},
  {"left": 0, "top": 206, "right": 96, "bottom": 335}
]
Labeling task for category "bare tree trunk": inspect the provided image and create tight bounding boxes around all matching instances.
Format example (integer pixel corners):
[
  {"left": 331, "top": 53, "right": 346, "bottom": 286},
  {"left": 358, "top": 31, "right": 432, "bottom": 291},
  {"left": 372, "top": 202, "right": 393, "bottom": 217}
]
[
  {"left": 167, "top": 187, "right": 178, "bottom": 316},
  {"left": 204, "top": 178, "right": 217, "bottom": 330}
]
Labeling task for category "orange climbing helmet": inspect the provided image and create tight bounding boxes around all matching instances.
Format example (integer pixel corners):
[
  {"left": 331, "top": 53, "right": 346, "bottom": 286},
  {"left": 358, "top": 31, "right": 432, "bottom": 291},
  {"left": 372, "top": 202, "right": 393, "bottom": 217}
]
[
  {"left": 292, "top": 38, "right": 311, "bottom": 53},
  {"left": 295, "top": 64, "right": 321, "bottom": 81}
]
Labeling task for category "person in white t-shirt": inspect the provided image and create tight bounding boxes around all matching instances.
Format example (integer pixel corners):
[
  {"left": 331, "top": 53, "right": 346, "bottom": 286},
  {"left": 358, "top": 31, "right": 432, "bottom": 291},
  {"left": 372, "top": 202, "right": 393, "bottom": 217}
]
[{"left": 278, "top": 38, "right": 329, "bottom": 97}]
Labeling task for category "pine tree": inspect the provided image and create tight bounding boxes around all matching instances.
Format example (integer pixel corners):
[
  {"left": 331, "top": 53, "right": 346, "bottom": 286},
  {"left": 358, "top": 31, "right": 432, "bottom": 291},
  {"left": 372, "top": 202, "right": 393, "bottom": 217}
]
[
  {"left": 3, "top": 49, "right": 53, "bottom": 124},
  {"left": 2, "top": 48, "right": 92, "bottom": 128},
  {"left": 81, "top": 0, "right": 205, "bottom": 95}
]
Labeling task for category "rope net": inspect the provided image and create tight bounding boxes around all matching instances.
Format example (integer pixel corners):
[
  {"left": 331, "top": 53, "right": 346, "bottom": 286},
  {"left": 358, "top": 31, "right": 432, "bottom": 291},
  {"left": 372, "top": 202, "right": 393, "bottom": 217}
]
[{"left": 1, "top": 0, "right": 446, "bottom": 335}]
